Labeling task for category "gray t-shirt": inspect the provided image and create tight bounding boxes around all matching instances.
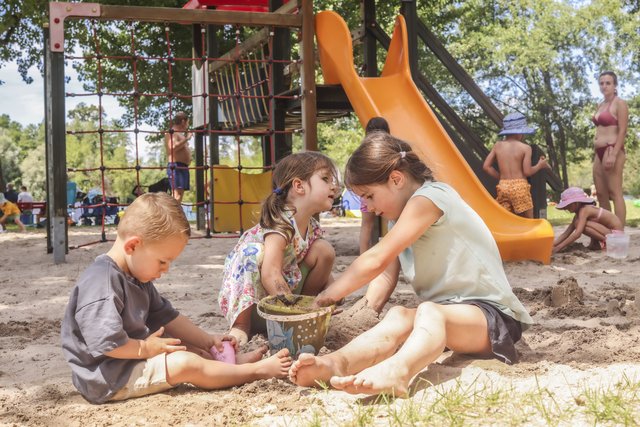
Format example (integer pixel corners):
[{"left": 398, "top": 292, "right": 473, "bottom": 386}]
[
  {"left": 390, "top": 181, "right": 533, "bottom": 326},
  {"left": 60, "top": 254, "right": 179, "bottom": 404}
]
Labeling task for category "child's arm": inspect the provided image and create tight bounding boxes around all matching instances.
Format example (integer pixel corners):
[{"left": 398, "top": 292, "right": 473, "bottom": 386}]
[
  {"left": 171, "top": 132, "right": 191, "bottom": 151},
  {"left": 104, "top": 326, "right": 186, "bottom": 359},
  {"left": 482, "top": 148, "right": 500, "bottom": 179},
  {"left": 523, "top": 147, "right": 550, "bottom": 177},
  {"left": 363, "top": 257, "right": 401, "bottom": 312},
  {"left": 164, "top": 314, "right": 235, "bottom": 353},
  {"left": 553, "top": 211, "right": 589, "bottom": 253},
  {"left": 317, "top": 196, "right": 443, "bottom": 305},
  {"left": 260, "top": 232, "right": 293, "bottom": 295}
]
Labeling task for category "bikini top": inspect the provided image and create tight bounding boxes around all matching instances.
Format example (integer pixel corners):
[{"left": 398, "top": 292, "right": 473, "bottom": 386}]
[{"left": 592, "top": 97, "right": 618, "bottom": 127}]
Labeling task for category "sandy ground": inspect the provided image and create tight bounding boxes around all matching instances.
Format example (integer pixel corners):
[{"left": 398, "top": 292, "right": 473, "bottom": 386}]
[{"left": 1, "top": 217, "right": 639, "bottom": 426}]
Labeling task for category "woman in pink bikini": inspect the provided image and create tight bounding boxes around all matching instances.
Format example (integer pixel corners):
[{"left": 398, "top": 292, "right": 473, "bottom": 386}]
[
  {"left": 592, "top": 71, "right": 628, "bottom": 227},
  {"left": 553, "top": 187, "right": 623, "bottom": 254}
]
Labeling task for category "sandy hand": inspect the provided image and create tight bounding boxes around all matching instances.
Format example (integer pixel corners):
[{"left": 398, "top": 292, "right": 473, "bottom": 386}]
[{"left": 142, "top": 327, "right": 186, "bottom": 357}]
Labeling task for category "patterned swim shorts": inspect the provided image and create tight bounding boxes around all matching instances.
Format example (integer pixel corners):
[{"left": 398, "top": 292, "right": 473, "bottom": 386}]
[{"left": 496, "top": 179, "right": 533, "bottom": 214}]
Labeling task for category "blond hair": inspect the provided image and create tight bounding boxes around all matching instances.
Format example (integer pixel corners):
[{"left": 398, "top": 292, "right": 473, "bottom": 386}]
[
  {"left": 261, "top": 151, "right": 338, "bottom": 241},
  {"left": 345, "top": 132, "right": 433, "bottom": 188},
  {"left": 117, "top": 192, "right": 191, "bottom": 241}
]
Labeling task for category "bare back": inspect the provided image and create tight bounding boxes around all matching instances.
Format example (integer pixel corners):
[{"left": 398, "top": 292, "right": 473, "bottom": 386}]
[{"left": 491, "top": 139, "right": 532, "bottom": 180}]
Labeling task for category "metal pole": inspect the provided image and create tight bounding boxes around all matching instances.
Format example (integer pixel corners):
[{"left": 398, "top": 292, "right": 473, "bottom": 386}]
[{"left": 45, "top": 23, "right": 68, "bottom": 263}]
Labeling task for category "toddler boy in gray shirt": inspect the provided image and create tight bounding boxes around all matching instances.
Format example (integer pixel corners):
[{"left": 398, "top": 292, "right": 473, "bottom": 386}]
[{"left": 61, "top": 192, "right": 292, "bottom": 404}]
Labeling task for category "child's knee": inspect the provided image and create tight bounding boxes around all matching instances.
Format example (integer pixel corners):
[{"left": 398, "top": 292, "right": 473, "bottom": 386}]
[
  {"left": 307, "top": 239, "right": 335, "bottom": 264},
  {"left": 166, "top": 351, "right": 201, "bottom": 381},
  {"left": 416, "top": 301, "right": 445, "bottom": 323}
]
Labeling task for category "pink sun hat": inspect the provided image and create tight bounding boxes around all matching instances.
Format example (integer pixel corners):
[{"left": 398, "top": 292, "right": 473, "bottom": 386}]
[{"left": 556, "top": 187, "right": 595, "bottom": 209}]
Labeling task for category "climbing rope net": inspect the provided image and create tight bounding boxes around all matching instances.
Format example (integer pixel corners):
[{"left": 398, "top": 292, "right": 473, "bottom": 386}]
[{"left": 63, "top": 16, "right": 301, "bottom": 249}]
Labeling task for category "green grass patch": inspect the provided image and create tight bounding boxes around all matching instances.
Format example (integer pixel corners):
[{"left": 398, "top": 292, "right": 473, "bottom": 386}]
[{"left": 289, "top": 374, "right": 640, "bottom": 426}]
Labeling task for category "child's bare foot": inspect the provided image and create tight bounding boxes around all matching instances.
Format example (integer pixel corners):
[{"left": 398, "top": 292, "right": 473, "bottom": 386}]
[
  {"left": 330, "top": 359, "right": 410, "bottom": 397},
  {"left": 288, "top": 353, "right": 346, "bottom": 387},
  {"left": 253, "top": 348, "right": 292, "bottom": 379},
  {"left": 229, "top": 327, "right": 249, "bottom": 347},
  {"left": 236, "top": 345, "right": 268, "bottom": 364}
]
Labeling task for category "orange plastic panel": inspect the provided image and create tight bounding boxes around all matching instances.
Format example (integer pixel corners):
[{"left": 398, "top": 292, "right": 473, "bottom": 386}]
[{"left": 315, "top": 11, "right": 553, "bottom": 264}]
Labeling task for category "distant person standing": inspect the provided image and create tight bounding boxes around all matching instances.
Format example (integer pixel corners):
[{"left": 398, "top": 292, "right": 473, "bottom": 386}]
[
  {"left": 592, "top": 71, "right": 628, "bottom": 226},
  {"left": 17, "top": 186, "right": 34, "bottom": 225},
  {"left": 4, "top": 183, "right": 18, "bottom": 204},
  {"left": 165, "top": 112, "right": 192, "bottom": 204},
  {"left": 482, "top": 112, "right": 550, "bottom": 218}
]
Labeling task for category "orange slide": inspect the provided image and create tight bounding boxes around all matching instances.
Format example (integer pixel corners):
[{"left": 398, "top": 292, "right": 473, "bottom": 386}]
[{"left": 315, "top": 11, "right": 553, "bottom": 264}]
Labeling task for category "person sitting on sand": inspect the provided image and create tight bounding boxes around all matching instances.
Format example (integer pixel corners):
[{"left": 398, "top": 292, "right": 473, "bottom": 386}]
[
  {"left": 61, "top": 193, "right": 291, "bottom": 404},
  {"left": 288, "top": 133, "right": 533, "bottom": 397},
  {"left": 552, "top": 186, "right": 623, "bottom": 254},
  {"left": 218, "top": 152, "right": 339, "bottom": 346}
]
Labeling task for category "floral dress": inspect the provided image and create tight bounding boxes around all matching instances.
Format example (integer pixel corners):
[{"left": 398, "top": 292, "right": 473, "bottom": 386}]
[{"left": 218, "top": 213, "right": 323, "bottom": 326}]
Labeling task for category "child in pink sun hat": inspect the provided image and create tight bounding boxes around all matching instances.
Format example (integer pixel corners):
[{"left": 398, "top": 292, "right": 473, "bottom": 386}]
[{"left": 553, "top": 187, "right": 623, "bottom": 254}]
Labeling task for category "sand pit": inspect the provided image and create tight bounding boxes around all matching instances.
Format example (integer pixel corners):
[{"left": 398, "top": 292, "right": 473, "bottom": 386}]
[{"left": 0, "top": 219, "right": 639, "bottom": 425}]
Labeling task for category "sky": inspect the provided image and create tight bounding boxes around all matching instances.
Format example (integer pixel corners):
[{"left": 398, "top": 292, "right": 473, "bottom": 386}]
[
  {"left": 0, "top": 60, "right": 155, "bottom": 158},
  {"left": 0, "top": 61, "right": 127, "bottom": 126}
]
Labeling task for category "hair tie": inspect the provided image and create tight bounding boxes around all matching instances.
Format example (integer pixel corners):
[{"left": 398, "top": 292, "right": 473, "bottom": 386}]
[
  {"left": 273, "top": 187, "right": 283, "bottom": 195},
  {"left": 399, "top": 151, "right": 407, "bottom": 159}
]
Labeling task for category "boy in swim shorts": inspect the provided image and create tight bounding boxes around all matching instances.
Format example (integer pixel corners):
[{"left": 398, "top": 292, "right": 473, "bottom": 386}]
[{"left": 483, "top": 112, "right": 550, "bottom": 218}]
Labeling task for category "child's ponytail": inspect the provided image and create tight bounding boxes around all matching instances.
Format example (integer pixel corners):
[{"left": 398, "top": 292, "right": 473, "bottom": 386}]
[{"left": 261, "top": 185, "right": 295, "bottom": 241}]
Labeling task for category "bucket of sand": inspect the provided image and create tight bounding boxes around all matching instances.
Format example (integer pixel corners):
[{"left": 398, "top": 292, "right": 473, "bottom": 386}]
[{"left": 256, "top": 295, "right": 333, "bottom": 357}]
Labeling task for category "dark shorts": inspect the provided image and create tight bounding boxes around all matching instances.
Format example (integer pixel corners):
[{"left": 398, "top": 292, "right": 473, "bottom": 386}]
[
  {"left": 166, "top": 162, "right": 190, "bottom": 190},
  {"left": 442, "top": 299, "right": 523, "bottom": 365}
]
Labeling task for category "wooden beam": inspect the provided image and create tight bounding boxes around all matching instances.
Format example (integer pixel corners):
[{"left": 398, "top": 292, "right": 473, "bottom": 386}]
[
  {"left": 100, "top": 4, "right": 302, "bottom": 27},
  {"left": 208, "top": 1, "right": 298, "bottom": 73},
  {"left": 300, "top": 0, "right": 317, "bottom": 151},
  {"left": 416, "top": 20, "right": 503, "bottom": 126}
]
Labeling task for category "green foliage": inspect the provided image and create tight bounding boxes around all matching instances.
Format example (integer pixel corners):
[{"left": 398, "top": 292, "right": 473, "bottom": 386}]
[
  {"left": 317, "top": 115, "right": 363, "bottom": 176},
  {"left": 0, "top": 128, "right": 20, "bottom": 187}
]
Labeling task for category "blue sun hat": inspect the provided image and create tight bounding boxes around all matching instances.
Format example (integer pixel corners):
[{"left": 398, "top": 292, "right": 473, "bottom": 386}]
[{"left": 498, "top": 112, "right": 537, "bottom": 136}]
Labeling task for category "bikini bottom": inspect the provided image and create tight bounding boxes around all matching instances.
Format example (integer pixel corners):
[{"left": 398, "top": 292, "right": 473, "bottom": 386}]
[{"left": 595, "top": 144, "right": 625, "bottom": 162}]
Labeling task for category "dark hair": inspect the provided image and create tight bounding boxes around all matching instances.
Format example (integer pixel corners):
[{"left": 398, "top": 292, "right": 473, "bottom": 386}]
[
  {"left": 598, "top": 70, "right": 618, "bottom": 86},
  {"left": 365, "top": 117, "right": 390, "bottom": 134},
  {"left": 261, "top": 151, "right": 338, "bottom": 241},
  {"left": 171, "top": 112, "right": 189, "bottom": 126},
  {"left": 345, "top": 132, "right": 433, "bottom": 188}
]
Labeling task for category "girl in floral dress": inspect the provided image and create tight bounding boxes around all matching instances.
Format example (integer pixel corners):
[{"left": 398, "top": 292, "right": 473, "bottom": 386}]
[{"left": 219, "top": 152, "right": 339, "bottom": 345}]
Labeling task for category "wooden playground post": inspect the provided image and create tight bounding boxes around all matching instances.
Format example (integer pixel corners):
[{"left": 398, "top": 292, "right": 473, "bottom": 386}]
[{"left": 300, "top": 0, "right": 317, "bottom": 151}]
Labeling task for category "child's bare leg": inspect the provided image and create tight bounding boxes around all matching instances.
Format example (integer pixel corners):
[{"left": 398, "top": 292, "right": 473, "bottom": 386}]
[
  {"left": 229, "top": 307, "right": 252, "bottom": 346},
  {"left": 584, "top": 221, "right": 610, "bottom": 244},
  {"left": 288, "top": 305, "right": 415, "bottom": 387},
  {"left": 331, "top": 302, "right": 491, "bottom": 396},
  {"left": 14, "top": 218, "right": 26, "bottom": 232},
  {"left": 166, "top": 348, "right": 292, "bottom": 389},
  {"left": 518, "top": 208, "right": 533, "bottom": 219},
  {"left": 300, "top": 239, "right": 335, "bottom": 295}
]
